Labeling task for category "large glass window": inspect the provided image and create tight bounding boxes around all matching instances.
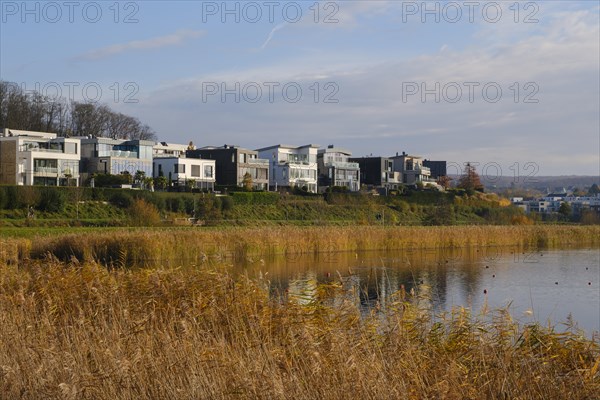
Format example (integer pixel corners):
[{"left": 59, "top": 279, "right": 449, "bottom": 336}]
[
  {"left": 290, "top": 168, "right": 316, "bottom": 180},
  {"left": 204, "top": 165, "right": 213, "bottom": 178},
  {"left": 191, "top": 165, "right": 201, "bottom": 177}
]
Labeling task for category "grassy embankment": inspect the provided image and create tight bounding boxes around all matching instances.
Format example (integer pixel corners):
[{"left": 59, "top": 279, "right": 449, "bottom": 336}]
[
  {"left": 0, "top": 184, "right": 540, "bottom": 227},
  {"left": 0, "top": 259, "right": 598, "bottom": 399}
]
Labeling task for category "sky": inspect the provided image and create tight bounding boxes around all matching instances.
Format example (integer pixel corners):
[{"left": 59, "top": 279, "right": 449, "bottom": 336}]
[{"left": 1, "top": 0, "right": 599, "bottom": 176}]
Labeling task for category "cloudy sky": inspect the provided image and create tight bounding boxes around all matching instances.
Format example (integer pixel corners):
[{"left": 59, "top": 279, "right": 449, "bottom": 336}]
[{"left": 1, "top": 1, "right": 598, "bottom": 175}]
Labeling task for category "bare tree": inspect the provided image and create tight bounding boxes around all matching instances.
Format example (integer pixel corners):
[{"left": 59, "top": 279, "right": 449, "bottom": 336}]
[{"left": 0, "top": 80, "right": 157, "bottom": 141}]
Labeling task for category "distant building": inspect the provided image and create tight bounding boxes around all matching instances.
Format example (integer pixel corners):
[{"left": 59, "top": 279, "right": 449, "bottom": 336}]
[
  {"left": 0, "top": 128, "right": 80, "bottom": 186},
  {"left": 390, "top": 152, "right": 434, "bottom": 186},
  {"left": 518, "top": 194, "right": 600, "bottom": 216},
  {"left": 423, "top": 160, "right": 447, "bottom": 179},
  {"left": 256, "top": 144, "right": 319, "bottom": 193},
  {"left": 188, "top": 145, "right": 269, "bottom": 190},
  {"left": 317, "top": 145, "right": 360, "bottom": 192},
  {"left": 79, "top": 137, "right": 154, "bottom": 182},
  {"left": 349, "top": 156, "right": 401, "bottom": 190}
]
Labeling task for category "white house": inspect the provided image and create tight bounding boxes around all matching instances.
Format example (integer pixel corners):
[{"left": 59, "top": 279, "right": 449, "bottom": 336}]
[
  {"left": 256, "top": 144, "right": 319, "bottom": 193},
  {"left": 152, "top": 156, "right": 216, "bottom": 190},
  {"left": 78, "top": 136, "right": 154, "bottom": 183},
  {"left": 0, "top": 128, "right": 80, "bottom": 186},
  {"left": 317, "top": 145, "right": 360, "bottom": 192},
  {"left": 390, "top": 152, "right": 435, "bottom": 186}
]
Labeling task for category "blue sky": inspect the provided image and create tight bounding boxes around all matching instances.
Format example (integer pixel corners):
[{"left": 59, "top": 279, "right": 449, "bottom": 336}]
[{"left": 1, "top": 0, "right": 599, "bottom": 175}]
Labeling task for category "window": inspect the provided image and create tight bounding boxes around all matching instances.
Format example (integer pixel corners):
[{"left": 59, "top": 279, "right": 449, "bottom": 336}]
[
  {"left": 34, "top": 159, "right": 58, "bottom": 172},
  {"left": 204, "top": 165, "right": 213, "bottom": 178},
  {"left": 64, "top": 142, "right": 78, "bottom": 154},
  {"left": 191, "top": 165, "right": 201, "bottom": 177}
]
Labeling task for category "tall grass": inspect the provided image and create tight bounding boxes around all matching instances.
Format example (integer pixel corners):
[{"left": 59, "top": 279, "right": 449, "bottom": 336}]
[
  {"left": 0, "top": 262, "right": 597, "bottom": 399},
  {"left": 2, "top": 225, "right": 597, "bottom": 267}
]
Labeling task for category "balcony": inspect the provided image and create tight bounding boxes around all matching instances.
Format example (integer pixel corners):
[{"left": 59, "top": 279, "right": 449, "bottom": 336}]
[
  {"left": 21, "top": 145, "right": 63, "bottom": 154},
  {"left": 407, "top": 166, "right": 431, "bottom": 174},
  {"left": 325, "top": 161, "right": 360, "bottom": 170},
  {"left": 109, "top": 150, "right": 138, "bottom": 158},
  {"left": 34, "top": 167, "right": 59, "bottom": 174},
  {"left": 247, "top": 158, "right": 270, "bottom": 166}
]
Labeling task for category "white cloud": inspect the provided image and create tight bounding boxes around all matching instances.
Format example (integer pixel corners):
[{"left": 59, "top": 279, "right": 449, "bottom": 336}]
[{"left": 74, "top": 29, "right": 205, "bottom": 61}]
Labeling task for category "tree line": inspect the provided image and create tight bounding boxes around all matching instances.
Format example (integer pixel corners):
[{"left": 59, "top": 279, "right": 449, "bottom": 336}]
[{"left": 0, "top": 80, "right": 156, "bottom": 140}]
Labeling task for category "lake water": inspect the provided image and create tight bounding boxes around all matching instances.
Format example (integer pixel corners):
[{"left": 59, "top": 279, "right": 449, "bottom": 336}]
[{"left": 234, "top": 247, "right": 600, "bottom": 335}]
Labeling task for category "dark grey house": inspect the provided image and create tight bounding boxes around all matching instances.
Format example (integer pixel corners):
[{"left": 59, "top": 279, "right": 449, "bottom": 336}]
[
  {"left": 348, "top": 156, "right": 401, "bottom": 189},
  {"left": 423, "top": 160, "right": 447, "bottom": 179},
  {"left": 187, "top": 145, "right": 269, "bottom": 190}
]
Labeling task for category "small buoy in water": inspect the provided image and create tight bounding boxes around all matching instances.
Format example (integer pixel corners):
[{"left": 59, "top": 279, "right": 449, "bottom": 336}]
[
  {"left": 492, "top": 274, "right": 496, "bottom": 278},
  {"left": 483, "top": 289, "right": 487, "bottom": 294},
  {"left": 589, "top": 282, "right": 592, "bottom": 285},
  {"left": 445, "top": 260, "right": 449, "bottom": 264},
  {"left": 485, "top": 265, "right": 489, "bottom": 269},
  {"left": 586, "top": 267, "right": 589, "bottom": 270},
  {"left": 555, "top": 282, "right": 559, "bottom": 285}
]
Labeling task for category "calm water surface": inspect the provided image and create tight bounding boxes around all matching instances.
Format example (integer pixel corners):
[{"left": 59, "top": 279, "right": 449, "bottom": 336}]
[{"left": 233, "top": 247, "right": 600, "bottom": 335}]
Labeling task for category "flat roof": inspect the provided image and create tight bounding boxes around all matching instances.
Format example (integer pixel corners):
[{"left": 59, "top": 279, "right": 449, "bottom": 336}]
[{"left": 255, "top": 144, "right": 320, "bottom": 152}]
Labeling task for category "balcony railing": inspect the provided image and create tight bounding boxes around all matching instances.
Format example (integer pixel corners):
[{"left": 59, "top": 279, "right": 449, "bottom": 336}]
[
  {"left": 109, "top": 150, "right": 138, "bottom": 158},
  {"left": 406, "top": 166, "right": 431, "bottom": 174},
  {"left": 325, "top": 161, "right": 360, "bottom": 170},
  {"left": 34, "top": 167, "right": 59, "bottom": 174},
  {"left": 21, "top": 146, "right": 64, "bottom": 153},
  {"left": 247, "top": 158, "right": 270, "bottom": 165}
]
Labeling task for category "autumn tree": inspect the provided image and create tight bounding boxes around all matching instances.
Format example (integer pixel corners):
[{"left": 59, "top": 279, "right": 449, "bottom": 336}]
[
  {"left": 242, "top": 172, "right": 253, "bottom": 191},
  {"left": 437, "top": 175, "right": 452, "bottom": 189},
  {"left": 458, "top": 163, "right": 484, "bottom": 192}
]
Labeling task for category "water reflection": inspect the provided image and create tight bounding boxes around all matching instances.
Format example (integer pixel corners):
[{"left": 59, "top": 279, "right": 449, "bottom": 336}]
[{"left": 233, "top": 247, "right": 600, "bottom": 335}]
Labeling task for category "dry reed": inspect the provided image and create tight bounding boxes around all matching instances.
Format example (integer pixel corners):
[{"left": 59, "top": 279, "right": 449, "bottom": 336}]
[
  {"left": 3, "top": 225, "right": 598, "bottom": 267},
  {"left": 0, "top": 261, "right": 598, "bottom": 399}
]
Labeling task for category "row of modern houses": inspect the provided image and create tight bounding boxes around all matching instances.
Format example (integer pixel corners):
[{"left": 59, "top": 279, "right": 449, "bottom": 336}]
[{"left": 0, "top": 128, "right": 447, "bottom": 193}]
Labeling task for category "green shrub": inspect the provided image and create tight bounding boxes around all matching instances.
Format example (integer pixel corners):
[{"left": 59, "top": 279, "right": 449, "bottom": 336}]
[
  {"left": 2, "top": 186, "right": 18, "bottom": 209},
  {"left": 109, "top": 191, "right": 133, "bottom": 208},
  {"left": 37, "top": 187, "right": 66, "bottom": 213},
  {"left": 0, "top": 186, "right": 6, "bottom": 210},
  {"left": 92, "top": 174, "right": 132, "bottom": 188},
  {"left": 221, "top": 196, "right": 234, "bottom": 212}
]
